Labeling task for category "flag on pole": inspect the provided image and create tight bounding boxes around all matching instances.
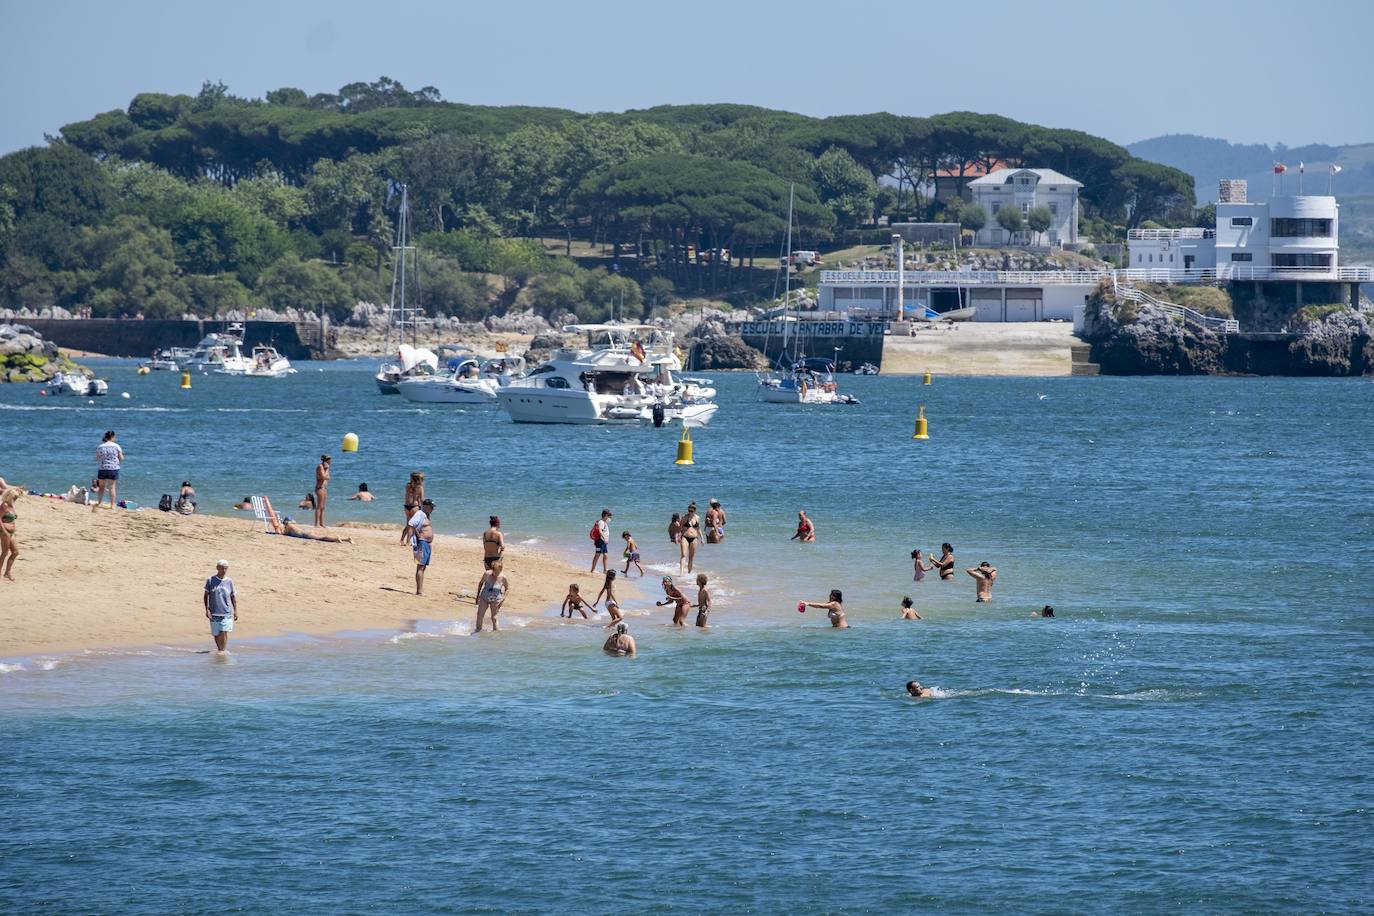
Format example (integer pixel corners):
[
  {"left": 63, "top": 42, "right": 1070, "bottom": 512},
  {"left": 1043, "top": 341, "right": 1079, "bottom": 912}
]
[
  {"left": 1299, "top": 161, "right": 1305, "bottom": 173},
  {"left": 1330, "top": 164, "right": 1343, "bottom": 175},
  {"left": 1273, "top": 162, "right": 1288, "bottom": 174}
]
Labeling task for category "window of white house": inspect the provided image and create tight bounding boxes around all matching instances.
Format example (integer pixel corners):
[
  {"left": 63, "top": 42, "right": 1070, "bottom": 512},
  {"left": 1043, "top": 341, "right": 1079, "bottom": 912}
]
[
  {"left": 1049, "top": 203, "right": 1058, "bottom": 216},
  {"left": 1230, "top": 216, "right": 1253, "bottom": 227},
  {"left": 991, "top": 203, "right": 1000, "bottom": 214},
  {"left": 1231, "top": 252, "right": 1253, "bottom": 261},
  {"left": 1148, "top": 254, "right": 1153, "bottom": 262}
]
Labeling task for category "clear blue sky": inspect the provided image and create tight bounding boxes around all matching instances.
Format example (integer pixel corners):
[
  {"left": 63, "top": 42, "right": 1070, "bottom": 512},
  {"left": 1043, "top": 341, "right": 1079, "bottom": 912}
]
[{"left": 3, "top": 0, "right": 1371, "bottom": 155}]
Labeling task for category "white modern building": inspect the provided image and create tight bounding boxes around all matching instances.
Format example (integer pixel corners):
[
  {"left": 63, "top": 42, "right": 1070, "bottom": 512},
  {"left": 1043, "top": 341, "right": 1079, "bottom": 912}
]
[
  {"left": 968, "top": 168, "right": 1082, "bottom": 247},
  {"left": 817, "top": 270, "right": 1096, "bottom": 323},
  {"left": 1128, "top": 181, "right": 1341, "bottom": 275}
]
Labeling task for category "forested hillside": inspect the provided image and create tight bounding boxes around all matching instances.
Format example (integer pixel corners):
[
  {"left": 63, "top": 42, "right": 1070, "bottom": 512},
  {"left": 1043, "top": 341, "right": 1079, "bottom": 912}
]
[{"left": 0, "top": 77, "right": 1197, "bottom": 320}]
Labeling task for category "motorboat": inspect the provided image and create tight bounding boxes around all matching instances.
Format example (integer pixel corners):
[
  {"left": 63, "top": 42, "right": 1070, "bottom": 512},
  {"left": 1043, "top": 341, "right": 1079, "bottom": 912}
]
[
  {"left": 141, "top": 349, "right": 180, "bottom": 371},
  {"left": 855, "top": 362, "right": 880, "bottom": 375},
  {"left": 188, "top": 324, "right": 244, "bottom": 371},
  {"left": 376, "top": 343, "right": 439, "bottom": 394},
  {"left": 44, "top": 371, "right": 108, "bottom": 397},
  {"left": 496, "top": 325, "right": 716, "bottom": 426},
  {"left": 398, "top": 354, "right": 527, "bottom": 405},
  {"left": 217, "top": 343, "right": 294, "bottom": 378}
]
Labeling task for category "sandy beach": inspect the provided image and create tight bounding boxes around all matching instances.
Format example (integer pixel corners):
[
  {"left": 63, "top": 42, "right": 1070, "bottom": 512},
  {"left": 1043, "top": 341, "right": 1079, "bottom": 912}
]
[{"left": 0, "top": 497, "right": 627, "bottom": 658}]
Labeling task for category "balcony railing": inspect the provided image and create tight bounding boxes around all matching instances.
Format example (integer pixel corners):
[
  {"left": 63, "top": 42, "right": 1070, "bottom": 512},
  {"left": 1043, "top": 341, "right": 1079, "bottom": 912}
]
[
  {"left": 820, "top": 265, "right": 1373, "bottom": 287},
  {"left": 1127, "top": 228, "right": 1215, "bottom": 240}
]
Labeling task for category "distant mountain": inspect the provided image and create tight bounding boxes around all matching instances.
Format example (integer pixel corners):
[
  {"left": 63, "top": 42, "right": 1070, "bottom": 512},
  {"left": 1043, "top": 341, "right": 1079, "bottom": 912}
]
[{"left": 1127, "top": 134, "right": 1374, "bottom": 201}]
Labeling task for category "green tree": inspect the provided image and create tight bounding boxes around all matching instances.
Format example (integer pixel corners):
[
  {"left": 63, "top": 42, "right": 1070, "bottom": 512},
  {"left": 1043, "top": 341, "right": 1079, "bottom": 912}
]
[
  {"left": 959, "top": 203, "right": 987, "bottom": 234},
  {"left": 169, "top": 187, "right": 286, "bottom": 283},
  {"left": 76, "top": 215, "right": 185, "bottom": 317},
  {"left": 643, "top": 275, "right": 675, "bottom": 314},
  {"left": 255, "top": 255, "right": 352, "bottom": 319},
  {"left": 811, "top": 146, "right": 878, "bottom": 228},
  {"left": 1026, "top": 205, "right": 1053, "bottom": 245},
  {"left": 996, "top": 205, "right": 1024, "bottom": 244},
  {"left": 185, "top": 272, "right": 253, "bottom": 315},
  {"left": 0, "top": 144, "right": 110, "bottom": 224},
  {"left": 417, "top": 252, "right": 491, "bottom": 320}
]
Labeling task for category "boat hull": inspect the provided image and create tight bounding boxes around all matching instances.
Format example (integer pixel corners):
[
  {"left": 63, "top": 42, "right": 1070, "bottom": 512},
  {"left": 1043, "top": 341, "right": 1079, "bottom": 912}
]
[{"left": 397, "top": 378, "right": 497, "bottom": 404}]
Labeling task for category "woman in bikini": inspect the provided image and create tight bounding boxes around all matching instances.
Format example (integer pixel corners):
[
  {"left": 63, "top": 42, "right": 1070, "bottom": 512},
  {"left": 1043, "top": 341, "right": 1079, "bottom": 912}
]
[
  {"left": 656, "top": 575, "right": 691, "bottom": 627},
  {"left": 1, "top": 487, "right": 21, "bottom": 581},
  {"left": 474, "top": 559, "right": 509, "bottom": 632},
  {"left": 803, "top": 589, "right": 849, "bottom": 628},
  {"left": 482, "top": 516, "right": 505, "bottom": 569},
  {"left": 705, "top": 499, "right": 725, "bottom": 544},
  {"left": 313, "top": 455, "right": 331, "bottom": 527},
  {"left": 404, "top": 472, "right": 425, "bottom": 524},
  {"left": 933, "top": 543, "right": 956, "bottom": 581},
  {"left": 680, "top": 503, "right": 701, "bottom": 574},
  {"left": 593, "top": 568, "right": 624, "bottom": 627}
]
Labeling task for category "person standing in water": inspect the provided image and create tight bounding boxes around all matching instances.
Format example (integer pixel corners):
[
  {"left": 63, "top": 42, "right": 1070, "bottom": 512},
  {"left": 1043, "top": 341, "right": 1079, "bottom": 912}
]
[
  {"left": 657, "top": 576, "right": 691, "bottom": 627},
  {"left": 695, "top": 573, "right": 711, "bottom": 628},
  {"left": 593, "top": 568, "right": 624, "bottom": 627},
  {"left": 900, "top": 597, "right": 922, "bottom": 619},
  {"left": 93, "top": 430, "right": 124, "bottom": 512},
  {"left": 668, "top": 512, "right": 682, "bottom": 549},
  {"left": 791, "top": 510, "right": 815, "bottom": 542},
  {"left": 349, "top": 483, "right": 375, "bottom": 502},
  {"left": 912, "top": 549, "right": 932, "bottom": 583},
  {"left": 932, "top": 543, "right": 956, "bottom": 581},
  {"left": 313, "top": 455, "right": 331, "bottom": 527},
  {"left": 802, "top": 589, "right": 848, "bottom": 628},
  {"left": 561, "top": 583, "right": 591, "bottom": 619},
  {"left": 590, "top": 509, "right": 612, "bottom": 574},
  {"left": 602, "top": 622, "right": 636, "bottom": 657},
  {"left": 966, "top": 561, "right": 997, "bottom": 602},
  {"left": 474, "top": 560, "right": 509, "bottom": 632},
  {"left": 680, "top": 503, "right": 701, "bottom": 574},
  {"left": 705, "top": 499, "right": 726, "bottom": 544},
  {"left": 203, "top": 560, "right": 238, "bottom": 653},
  {"left": 620, "top": 531, "right": 643, "bottom": 578},
  {"left": 482, "top": 516, "right": 505, "bottom": 570}
]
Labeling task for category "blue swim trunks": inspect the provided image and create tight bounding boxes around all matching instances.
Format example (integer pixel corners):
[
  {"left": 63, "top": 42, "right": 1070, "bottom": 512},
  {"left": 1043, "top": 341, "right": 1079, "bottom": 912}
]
[
  {"left": 414, "top": 539, "right": 432, "bottom": 567},
  {"left": 594, "top": 538, "right": 608, "bottom": 555},
  {"left": 210, "top": 615, "right": 234, "bottom": 635}
]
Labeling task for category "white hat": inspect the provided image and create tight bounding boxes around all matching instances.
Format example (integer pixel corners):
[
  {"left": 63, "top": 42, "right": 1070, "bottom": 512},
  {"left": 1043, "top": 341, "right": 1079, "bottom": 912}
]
[{"left": 216, "top": 559, "right": 229, "bottom": 568}]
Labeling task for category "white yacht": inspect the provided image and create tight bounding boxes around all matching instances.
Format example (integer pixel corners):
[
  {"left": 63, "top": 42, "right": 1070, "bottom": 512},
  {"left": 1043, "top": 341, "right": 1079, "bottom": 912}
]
[
  {"left": 188, "top": 324, "right": 244, "bottom": 372},
  {"left": 45, "top": 371, "right": 108, "bottom": 397},
  {"left": 397, "top": 354, "right": 527, "bottom": 405},
  {"left": 217, "top": 343, "right": 294, "bottom": 378},
  {"left": 496, "top": 325, "right": 717, "bottom": 426},
  {"left": 759, "top": 357, "right": 857, "bottom": 405},
  {"left": 141, "top": 349, "right": 180, "bottom": 371}
]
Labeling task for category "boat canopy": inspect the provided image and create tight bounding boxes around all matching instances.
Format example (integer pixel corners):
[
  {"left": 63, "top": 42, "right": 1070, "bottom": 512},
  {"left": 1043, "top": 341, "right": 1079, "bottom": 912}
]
[{"left": 397, "top": 344, "right": 440, "bottom": 373}]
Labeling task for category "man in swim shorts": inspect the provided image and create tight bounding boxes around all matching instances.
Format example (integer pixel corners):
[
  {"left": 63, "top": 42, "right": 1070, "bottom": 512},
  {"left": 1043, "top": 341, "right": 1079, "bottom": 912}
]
[
  {"left": 410, "top": 499, "right": 435, "bottom": 595},
  {"left": 203, "top": 560, "right": 238, "bottom": 653},
  {"left": 966, "top": 561, "right": 997, "bottom": 602},
  {"left": 590, "top": 509, "right": 612, "bottom": 573}
]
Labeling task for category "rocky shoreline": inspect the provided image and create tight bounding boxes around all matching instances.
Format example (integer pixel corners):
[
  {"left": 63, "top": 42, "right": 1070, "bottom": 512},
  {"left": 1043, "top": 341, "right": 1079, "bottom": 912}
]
[{"left": 0, "top": 324, "right": 91, "bottom": 383}]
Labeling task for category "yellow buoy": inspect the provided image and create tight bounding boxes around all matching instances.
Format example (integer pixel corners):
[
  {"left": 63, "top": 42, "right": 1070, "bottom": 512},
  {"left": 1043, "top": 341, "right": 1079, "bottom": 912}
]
[
  {"left": 180, "top": 371, "right": 192, "bottom": 389},
  {"left": 342, "top": 432, "right": 359, "bottom": 453},
  {"left": 137, "top": 366, "right": 150, "bottom": 376},
  {"left": 912, "top": 405, "right": 930, "bottom": 440},
  {"left": 922, "top": 370, "right": 932, "bottom": 385},
  {"left": 674, "top": 427, "right": 695, "bottom": 465}
]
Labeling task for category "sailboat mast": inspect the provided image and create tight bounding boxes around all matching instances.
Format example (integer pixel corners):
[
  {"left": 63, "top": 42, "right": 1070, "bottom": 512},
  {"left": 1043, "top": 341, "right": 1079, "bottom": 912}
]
[
  {"left": 397, "top": 184, "right": 409, "bottom": 349},
  {"left": 783, "top": 184, "right": 794, "bottom": 362}
]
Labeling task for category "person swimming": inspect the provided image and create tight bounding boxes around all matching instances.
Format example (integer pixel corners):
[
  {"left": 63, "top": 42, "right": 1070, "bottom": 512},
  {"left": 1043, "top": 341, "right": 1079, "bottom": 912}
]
[
  {"left": 900, "top": 596, "right": 922, "bottom": 620},
  {"left": 906, "top": 681, "right": 933, "bottom": 698},
  {"left": 1033, "top": 604, "right": 1055, "bottom": 618}
]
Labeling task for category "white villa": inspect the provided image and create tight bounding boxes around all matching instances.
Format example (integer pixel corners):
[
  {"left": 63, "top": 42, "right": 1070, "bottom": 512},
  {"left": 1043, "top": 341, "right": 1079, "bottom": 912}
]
[
  {"left": 968, "top": 168, "right": 1082, "bottom": 247},
  {"left": 1128, "top": 180, "right": 1340, "bottom": 274}
]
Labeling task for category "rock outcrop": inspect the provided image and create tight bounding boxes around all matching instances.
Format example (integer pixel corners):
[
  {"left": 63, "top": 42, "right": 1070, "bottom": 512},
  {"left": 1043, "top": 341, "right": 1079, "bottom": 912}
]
[
  {"left": 685, "top": 319, "right": 766, "bottom": 370},
  {"left": 0, "top": 324, "right": 87, "bottom": 383},
  {"left": 1286, "top": 309, "right": 1373, "bottom": 375}
]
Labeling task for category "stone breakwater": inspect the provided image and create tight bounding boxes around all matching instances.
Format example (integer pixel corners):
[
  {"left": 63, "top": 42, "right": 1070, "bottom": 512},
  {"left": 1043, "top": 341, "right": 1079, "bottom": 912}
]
[{"left": 0, "top": 324, "right": 87, "bottom": 383}]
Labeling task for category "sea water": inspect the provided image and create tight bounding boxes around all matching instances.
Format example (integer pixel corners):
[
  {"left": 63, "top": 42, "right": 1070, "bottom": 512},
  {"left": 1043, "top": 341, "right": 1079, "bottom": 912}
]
[{"left": 1, "top": 363, "right": 1371, "bottom": 912}]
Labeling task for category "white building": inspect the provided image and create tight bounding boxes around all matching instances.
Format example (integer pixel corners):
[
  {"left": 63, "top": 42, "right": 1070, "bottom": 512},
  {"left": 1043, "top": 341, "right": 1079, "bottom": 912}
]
[
  {"left": 967, "top": 168, "right": 1082, "bottom": 247},
  {"left": 1128, "top": 181, "right": 1341, "bottom": 275}
]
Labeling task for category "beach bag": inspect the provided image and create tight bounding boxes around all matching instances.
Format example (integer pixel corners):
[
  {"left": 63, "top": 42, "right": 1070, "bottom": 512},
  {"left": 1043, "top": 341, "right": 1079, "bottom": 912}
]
[
  {"left": 158, "top": 494, "right": 173, "bottom": 512},
  {"left": 589, "top": 524, "right": 601, "bottom": 542}
]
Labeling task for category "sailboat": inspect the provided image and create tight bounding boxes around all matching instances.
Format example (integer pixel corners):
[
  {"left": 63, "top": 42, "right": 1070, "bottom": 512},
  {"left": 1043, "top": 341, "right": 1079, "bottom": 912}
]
[
  {"left": 375, "top": 185, "right": 437, "bottom": 393},
  {"left": 756, "top": 185, "right": 858, "bottom": 405}
]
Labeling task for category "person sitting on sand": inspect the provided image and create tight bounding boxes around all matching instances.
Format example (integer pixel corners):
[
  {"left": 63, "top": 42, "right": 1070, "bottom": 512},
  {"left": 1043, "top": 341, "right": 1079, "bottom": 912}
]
[
  {"left": 233, "top": 497, "right": 253, "bottom": 511},
  {"left": 561, "top": 583, "right": 591, "bottom": 619},
  {"left": 656, "top": 575, "right": 691, "bottom": 627},
  {"left": 1033, "top": 604, "right": 1055, "bottom": 618},
  {"left": 906, "top": 681, "right": 933, "bottom": 698},
  {"left": 803, "top": 589, "right": 849, "bottom": 628},
  {"left": 966, "top": 562, "right": 997, "bottom": 602},
  {"left": 1, "top": 486, "right": 22, "bottom": 581},
  {"left": 602, "top": 622, "right": 637, "bottom": 657},
  {"left": 175, "top": 481, "right": 197, "bottom": 515},
  {"left": 280, "top": 517, "right": 353, "bottom": 543},
  {"left": 791, "top": 510, "right": 815, "bottom": 543},
  {"left": 933, "top": 543, "right": 955, "bottom": 581},
  {"left": 474, "top": 560, "right": 509, "bottom": 633},
  {"left": 349, "top": 482, "right": 375, "bottom": 502},
  {"left": 593, "top": 569, "right": 624, "bottom": 626},
  {"left": 695, "top": 572, "right": 711, "bottom": 628},
  {"left": 900, "top": 596, "right": 922, "bottom": 620}
]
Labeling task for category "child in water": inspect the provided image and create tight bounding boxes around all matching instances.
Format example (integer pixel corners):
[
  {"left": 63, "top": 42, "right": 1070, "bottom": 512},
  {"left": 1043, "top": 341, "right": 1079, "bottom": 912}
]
[
  {"left": 695, "top": 573, "right": 711, "bottom": 628},
  {"left": 621, "top": 530, "right": 643, "bottom": 577},
  {"left": 900, "top": 596, "right": 923, "bottom": 619},
  {"left": 911, "top": 549, "right": 931, "bottom": 582},
  {"left": 656, "top": 576, "right": 690, "bottom": 627},
  {"left": 560, "top": 583, "right": 590, "bottom": 619},
  {"left": 593, "top": 569, "right": 624, "bottom": 627}
]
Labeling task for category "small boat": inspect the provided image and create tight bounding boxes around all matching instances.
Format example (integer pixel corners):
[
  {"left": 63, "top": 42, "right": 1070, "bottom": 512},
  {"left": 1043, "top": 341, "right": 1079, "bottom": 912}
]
[
  {"left": 141, "top": 349, "right": 180, "bottom": 371},
  {"left": 217, "top": 343, "right": 294, "bottom": 378},
  {"left": 188, "top": 324, "right": 244, "bottom": 371},
  {"left": 398, "top": 355, "right": 527, "bottom": 405},
  {"left": 377, "top": 343, "right": 440, "bottom": 394},
  {"left": 855, "top": 362, "right": 880, "bottom": 375},
  {"left": 932, "top": 306, "right": 977, "bottom": 322},
  {"left": 44, "top": 371, "right": 108, "bottom": 397}
]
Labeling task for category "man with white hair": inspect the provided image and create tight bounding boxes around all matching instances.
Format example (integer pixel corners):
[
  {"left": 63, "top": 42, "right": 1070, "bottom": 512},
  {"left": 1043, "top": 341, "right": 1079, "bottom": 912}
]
[{"left": 203, "top": 560, "right": 238, "bottom": 653}]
